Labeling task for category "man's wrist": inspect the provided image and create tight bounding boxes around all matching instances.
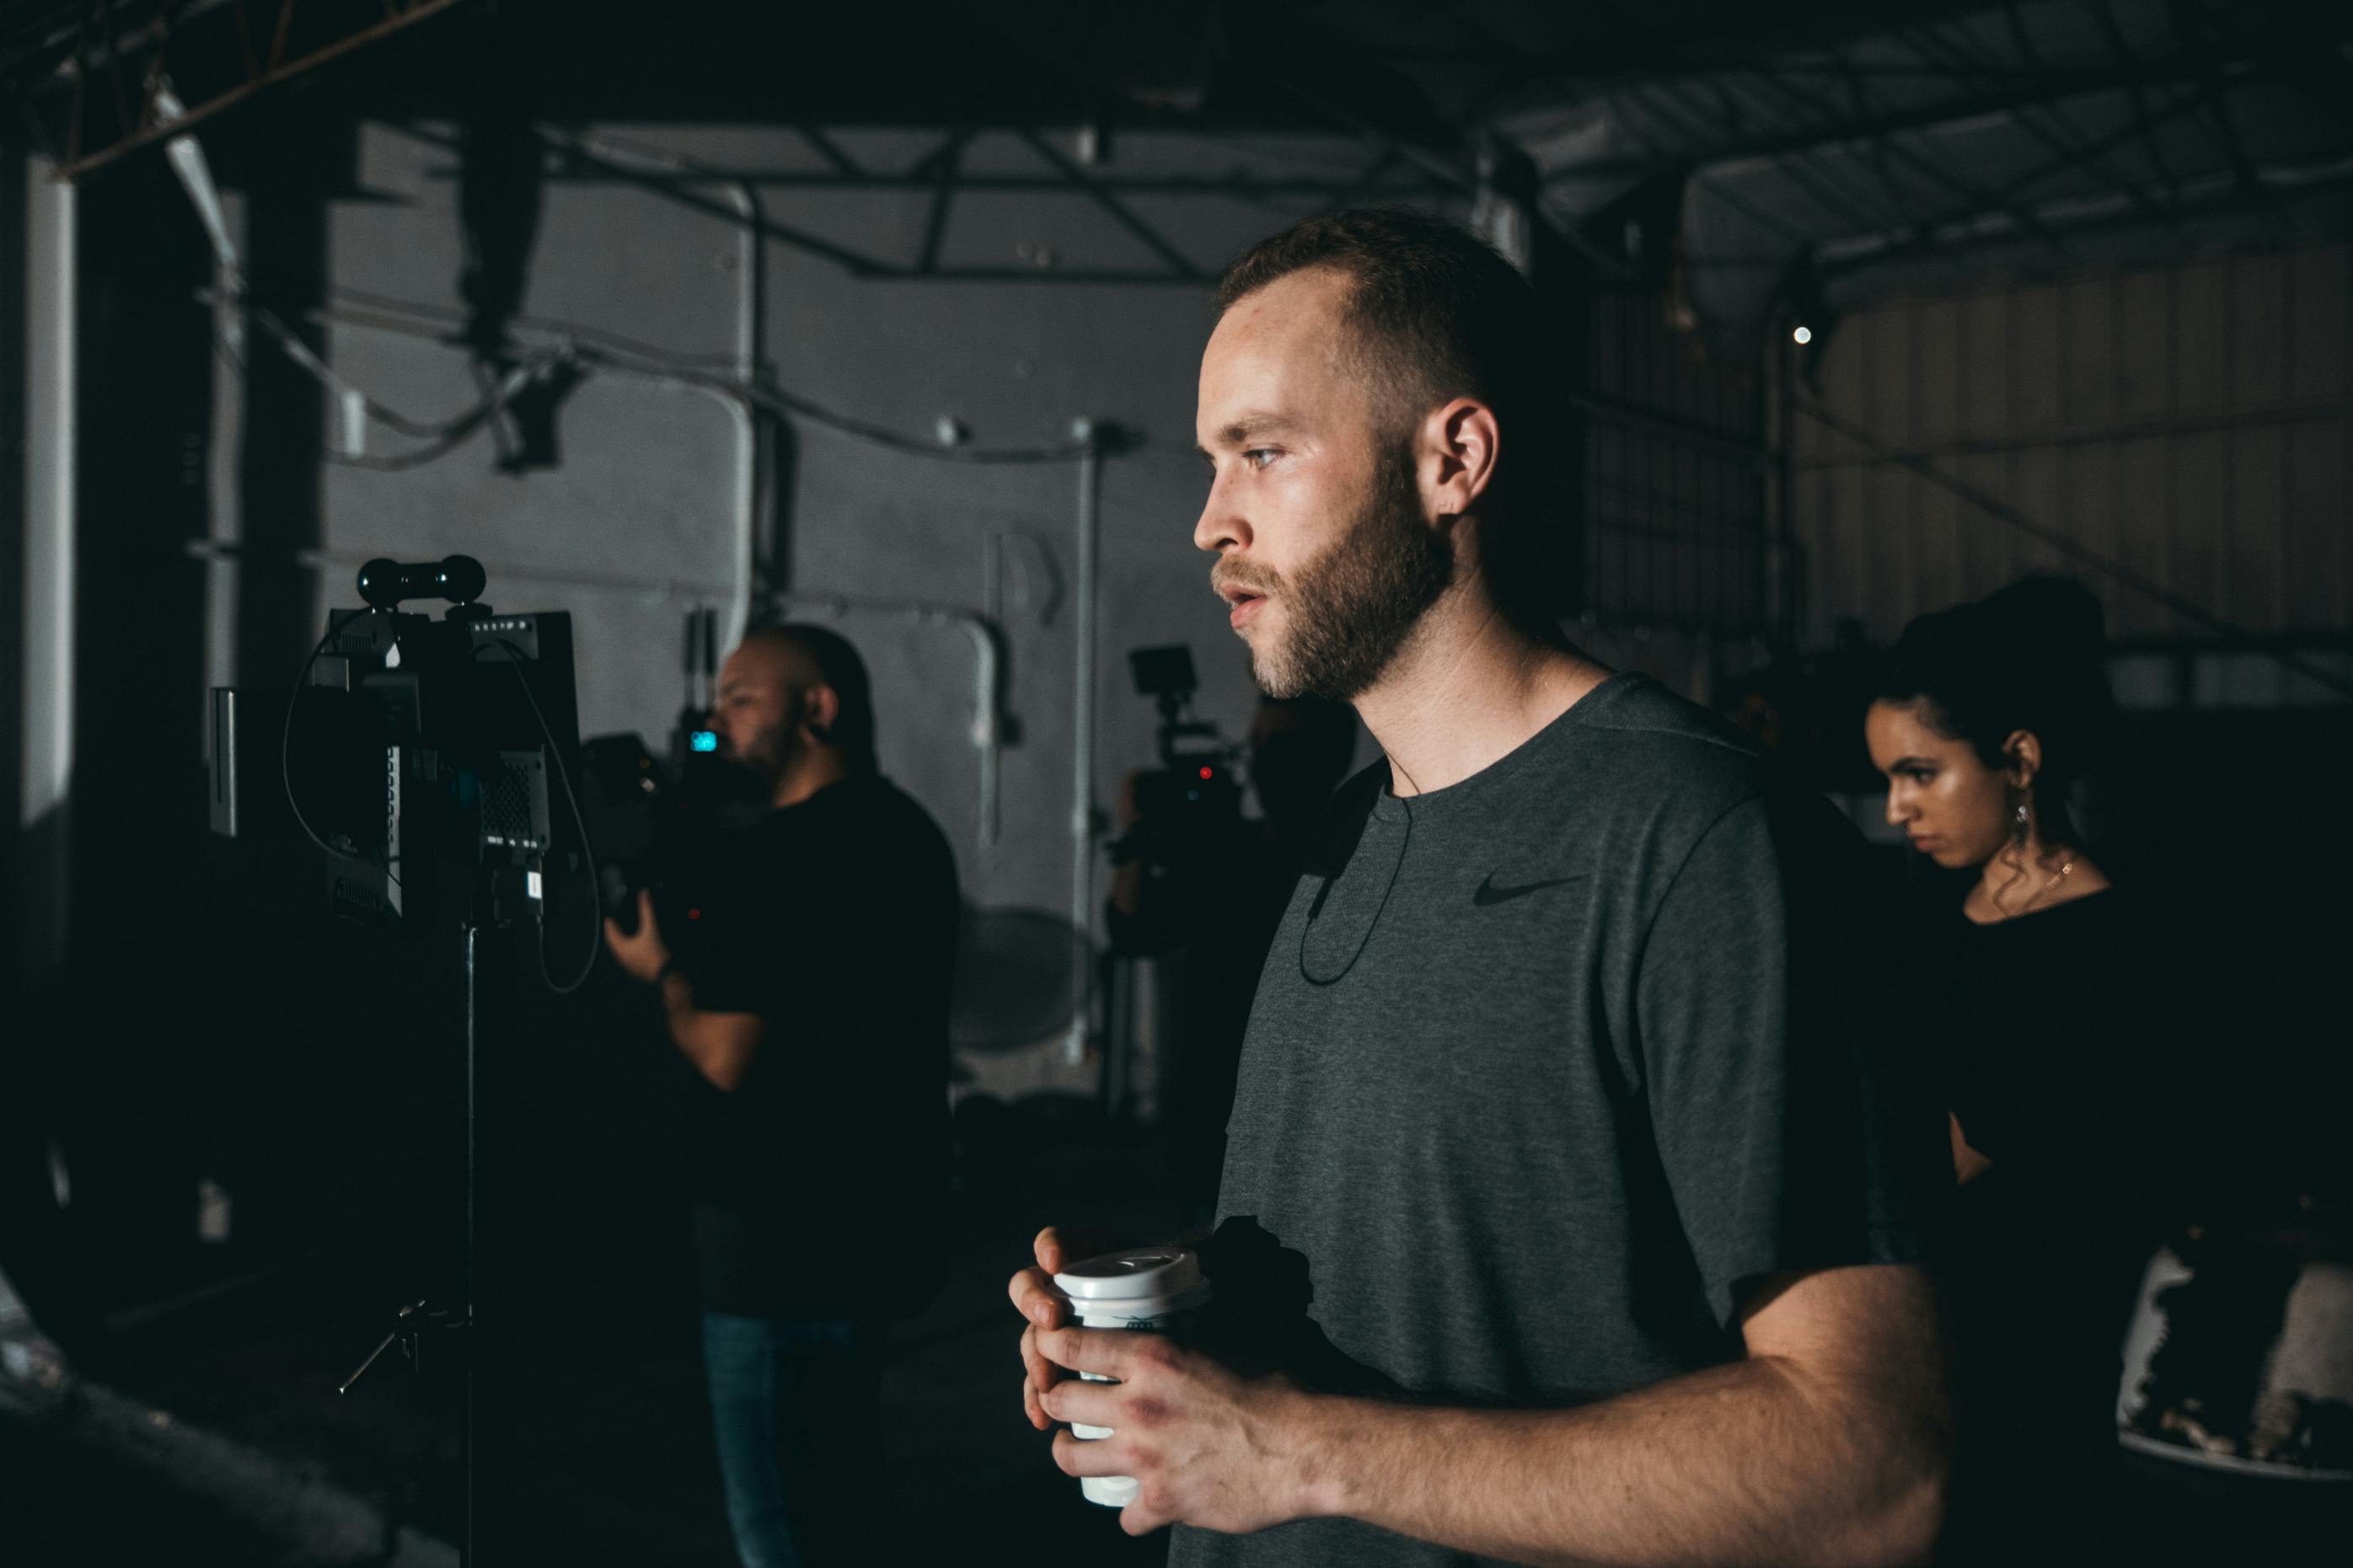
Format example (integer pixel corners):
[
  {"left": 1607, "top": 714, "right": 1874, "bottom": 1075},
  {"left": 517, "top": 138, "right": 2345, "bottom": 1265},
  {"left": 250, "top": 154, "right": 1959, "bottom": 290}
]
[
  {"left": 651, "top": 956, "right": 678, "bottom": 988},
  {"left": 1270, "top": 1383, "right": 1353, "bottom": 1523}
]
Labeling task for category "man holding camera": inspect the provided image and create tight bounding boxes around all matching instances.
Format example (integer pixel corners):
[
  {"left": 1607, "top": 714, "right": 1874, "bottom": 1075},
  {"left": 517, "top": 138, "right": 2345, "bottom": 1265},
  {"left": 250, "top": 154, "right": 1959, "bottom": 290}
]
[
  {"left": 605, "top": 623, "right": 957, "bottom": 1568},
  {"left": 1010, "top": 210, "right": 1950, "bottom": 1565}
]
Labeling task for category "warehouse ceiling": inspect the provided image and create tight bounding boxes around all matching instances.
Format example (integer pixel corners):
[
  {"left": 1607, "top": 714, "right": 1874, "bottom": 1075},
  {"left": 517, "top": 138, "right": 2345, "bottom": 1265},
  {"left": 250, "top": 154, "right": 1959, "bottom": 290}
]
[{"left": 6, "top": 0, "right": 2350, "bottom": 334}]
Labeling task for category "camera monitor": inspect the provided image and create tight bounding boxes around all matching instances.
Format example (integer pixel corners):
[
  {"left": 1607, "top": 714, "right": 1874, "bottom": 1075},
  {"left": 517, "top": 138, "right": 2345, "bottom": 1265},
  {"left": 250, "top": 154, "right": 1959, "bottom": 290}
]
[{"left": 221, "top": 558, "right": 585, "bottom": 934}]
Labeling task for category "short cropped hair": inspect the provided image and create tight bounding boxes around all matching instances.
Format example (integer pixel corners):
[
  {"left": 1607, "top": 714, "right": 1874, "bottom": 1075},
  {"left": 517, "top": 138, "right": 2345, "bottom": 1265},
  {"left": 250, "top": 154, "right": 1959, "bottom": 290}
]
[
  {"left": 1214, "top": 207, "right": 1562, "bottom": 620},
  {"left": 1214, "top": 206, "right": 1550, "bottom": 458},
  {"left": 742, "top": 622, "right": 878, "bottom": 773}
]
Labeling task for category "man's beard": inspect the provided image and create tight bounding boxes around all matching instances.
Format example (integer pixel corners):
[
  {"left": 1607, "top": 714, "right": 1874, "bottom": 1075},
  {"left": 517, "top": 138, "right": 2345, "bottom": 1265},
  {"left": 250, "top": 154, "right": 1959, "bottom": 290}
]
[
  {"left": 1232, "top": 442, "right": 1453, "bottom": 701},
  {"left": 729, "top": 716, "right": 796, "bottom": 786}
]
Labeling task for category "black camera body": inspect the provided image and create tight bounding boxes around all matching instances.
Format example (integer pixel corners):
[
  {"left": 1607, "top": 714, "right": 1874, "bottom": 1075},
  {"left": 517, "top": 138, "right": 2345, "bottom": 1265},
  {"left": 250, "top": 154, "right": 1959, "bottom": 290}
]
[
  {"left": 575, "top": 731, "right": 766, "bottom": 971},
  {"left": 1109, "top": 645, "right": 1242, "bottom": 869}
]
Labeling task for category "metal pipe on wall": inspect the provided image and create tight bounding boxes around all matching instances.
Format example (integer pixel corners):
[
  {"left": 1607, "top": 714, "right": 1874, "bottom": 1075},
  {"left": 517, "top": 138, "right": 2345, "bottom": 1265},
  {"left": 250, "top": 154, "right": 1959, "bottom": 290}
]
[
  {"left": 563, "top": 131, "right": 764, "bottom": 654},
  {"left": 1065, "top": 420, "right": 1101, "bottom": 1065},
  {"left": 19, "top": 158, "right": 75, "bottom": 979}
]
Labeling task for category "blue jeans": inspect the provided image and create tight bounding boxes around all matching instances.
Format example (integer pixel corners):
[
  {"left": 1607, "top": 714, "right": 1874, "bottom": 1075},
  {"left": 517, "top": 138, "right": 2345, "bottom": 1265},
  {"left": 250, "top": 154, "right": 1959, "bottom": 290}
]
[{"left": 700, "top": 1314, "right": 888, "bottom": 1568}]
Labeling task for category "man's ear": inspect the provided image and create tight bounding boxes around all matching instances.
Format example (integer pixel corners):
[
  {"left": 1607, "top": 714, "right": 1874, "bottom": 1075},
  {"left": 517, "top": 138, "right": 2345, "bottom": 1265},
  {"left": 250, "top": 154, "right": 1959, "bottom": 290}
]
[
  {"left": 1422, "top": 396, "right": 1501, "bottom": 522},
  {"left": 802, "top": 684, "right": 843, "bottom": 743}
]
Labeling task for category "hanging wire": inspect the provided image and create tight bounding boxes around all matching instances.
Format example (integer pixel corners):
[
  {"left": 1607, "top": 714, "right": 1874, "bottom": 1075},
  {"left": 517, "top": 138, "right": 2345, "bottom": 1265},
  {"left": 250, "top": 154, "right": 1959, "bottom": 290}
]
[{"left": 209, "top": 287, "right": 1114, "bottom": 469}]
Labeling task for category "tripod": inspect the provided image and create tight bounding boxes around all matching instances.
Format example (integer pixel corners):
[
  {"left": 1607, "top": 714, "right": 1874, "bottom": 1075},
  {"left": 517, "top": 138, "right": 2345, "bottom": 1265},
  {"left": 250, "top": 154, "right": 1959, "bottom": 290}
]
[{"left": 340, "top": 880, "right": 539, "bottom": 1566}]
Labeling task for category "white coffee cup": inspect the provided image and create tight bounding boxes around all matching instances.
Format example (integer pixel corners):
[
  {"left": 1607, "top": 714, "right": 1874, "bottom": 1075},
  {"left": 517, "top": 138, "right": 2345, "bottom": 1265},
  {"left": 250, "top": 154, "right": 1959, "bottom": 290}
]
[{"left": 1051, "top": 1245, "right": 1213, "bottom": 1508}]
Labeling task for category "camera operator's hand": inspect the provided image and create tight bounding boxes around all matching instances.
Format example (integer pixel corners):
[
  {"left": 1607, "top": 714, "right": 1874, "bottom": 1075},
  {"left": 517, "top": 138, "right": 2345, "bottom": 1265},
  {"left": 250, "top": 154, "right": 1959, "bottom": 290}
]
[{"left": 602, "top": 889, "right": 672, "bottom": 985}]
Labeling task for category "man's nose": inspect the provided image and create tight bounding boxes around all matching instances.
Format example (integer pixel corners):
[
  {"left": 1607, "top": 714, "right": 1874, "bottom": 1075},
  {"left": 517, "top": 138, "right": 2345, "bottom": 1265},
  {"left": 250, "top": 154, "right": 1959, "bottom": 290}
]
[{"left": 1193, "top": 473, "right": 1248, "bottom": 557}]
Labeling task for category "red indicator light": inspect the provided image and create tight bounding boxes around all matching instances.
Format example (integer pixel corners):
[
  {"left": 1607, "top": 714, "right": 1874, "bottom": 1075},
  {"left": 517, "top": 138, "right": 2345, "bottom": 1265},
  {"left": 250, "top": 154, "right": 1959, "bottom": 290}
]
[
  {"left": 687, "top": 907, "right": 701, "bottom": 920},
  {"left": 1198, "top": 766, "right": 1214, "bottom": 779}
]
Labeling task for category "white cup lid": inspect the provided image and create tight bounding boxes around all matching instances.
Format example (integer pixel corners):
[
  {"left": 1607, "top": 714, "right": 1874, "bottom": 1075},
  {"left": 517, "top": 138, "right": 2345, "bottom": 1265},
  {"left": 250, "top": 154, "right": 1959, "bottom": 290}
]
[{"left": 1053, "top": 1246, "right": 1203, "bottom": 1303}]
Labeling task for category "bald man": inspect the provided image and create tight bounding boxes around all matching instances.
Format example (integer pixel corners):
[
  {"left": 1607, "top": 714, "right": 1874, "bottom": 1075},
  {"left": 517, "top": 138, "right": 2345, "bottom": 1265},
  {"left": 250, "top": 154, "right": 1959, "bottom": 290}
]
[{"left": 605, "top": 623, "right": 958, "bottom": 1568}]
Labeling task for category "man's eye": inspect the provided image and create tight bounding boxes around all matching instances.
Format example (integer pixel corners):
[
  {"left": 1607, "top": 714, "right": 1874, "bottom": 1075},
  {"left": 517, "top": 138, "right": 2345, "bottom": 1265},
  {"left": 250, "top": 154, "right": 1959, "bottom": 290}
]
[{"left": 1244, "top": 448, "right": 1278, "bottom": 469}]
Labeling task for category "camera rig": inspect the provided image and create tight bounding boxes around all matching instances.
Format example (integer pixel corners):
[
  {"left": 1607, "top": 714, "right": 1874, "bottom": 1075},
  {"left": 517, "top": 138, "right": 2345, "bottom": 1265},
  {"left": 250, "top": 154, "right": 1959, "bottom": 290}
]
[
  {"left": 1108, "top": 644, "right": 1241, "bottom": 867},
  {"left": 206, "top": 555, "right": 592, "bottom": 1566},
  {"left": 213, "top": 554, "right": 585, "bottom": 940}
]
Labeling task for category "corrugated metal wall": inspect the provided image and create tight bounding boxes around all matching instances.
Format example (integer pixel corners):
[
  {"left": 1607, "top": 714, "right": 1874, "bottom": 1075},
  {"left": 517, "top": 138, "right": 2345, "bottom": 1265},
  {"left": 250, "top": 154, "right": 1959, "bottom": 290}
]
[
  {"left": 1579, "top": 286, "right": 1771, "bottom": 639},
  {"left": 1790, "top": 241, "right": 2352, "bottom": 650}
]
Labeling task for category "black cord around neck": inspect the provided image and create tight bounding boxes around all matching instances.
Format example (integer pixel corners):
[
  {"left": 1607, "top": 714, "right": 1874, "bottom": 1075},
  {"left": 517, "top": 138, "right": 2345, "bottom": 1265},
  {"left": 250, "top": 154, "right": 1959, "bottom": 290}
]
[{"left": 1296, "top": 781, "right": 1412, "bottom": 988}]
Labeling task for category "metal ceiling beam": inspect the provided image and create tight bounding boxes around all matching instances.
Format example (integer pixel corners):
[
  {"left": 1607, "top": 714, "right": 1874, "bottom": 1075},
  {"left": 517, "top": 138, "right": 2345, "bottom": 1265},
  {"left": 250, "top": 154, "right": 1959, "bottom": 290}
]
[
  {"left": 1015, "top": 126, "right": 1208, "bottom": 281},
  {"left": 469, "top": 160, "right": 1451, "bottom": 200},
  {"left": 796, "top": 125, "right": 865, "bottom": 179},
  {"left": 1818, "top": 152, "right": 2353, "bottom": 276},
  {"left": 544, "top": 137, "right": 896, "bottom": 278},
  {"left": 1901, "top": 10, "right": 2179, "bottom": 238},
  {"left": 36, "top": 0, "right": 473, "bottom": 180},
  {"left": 2166, "top": 0, "right": 2281, "bottom": 221},
  {"left": 1874, "top": 79, "right": 2216, "bottom": 246},
  {"left": 1466, "top": 0, "right": 1992, "bottom": 98},
  {"left": 2084, "top": 0, "right": 2183, "bottom": 208},
  {"left": 1630, "top": 80, "right": 1907, "bottom": 245},
  {"left": 1538, "top": 48, "right": 2262, "bottom": 186},
  {"left": 1764, "top": 20, "right": 2077, "bottom": 265},
  {"left": 1553, "top": 0, "right": 1900, "bottom": 259},
  {"left": 914, "top": 127, "right": 970, "bottom": 276},
  {"left": 521, "top": 126, "right": 1368, "bottom": 287}
]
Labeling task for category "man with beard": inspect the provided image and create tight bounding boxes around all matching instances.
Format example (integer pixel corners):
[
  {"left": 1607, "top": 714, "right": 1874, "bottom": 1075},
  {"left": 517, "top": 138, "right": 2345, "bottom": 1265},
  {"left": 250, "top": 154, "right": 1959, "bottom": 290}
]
[
  {"left": 1010, "top": 210, "right": 1951, "bottom": 1565},
  {"left": 605, "top": 623, "right": 957, "bottom": 1567}
]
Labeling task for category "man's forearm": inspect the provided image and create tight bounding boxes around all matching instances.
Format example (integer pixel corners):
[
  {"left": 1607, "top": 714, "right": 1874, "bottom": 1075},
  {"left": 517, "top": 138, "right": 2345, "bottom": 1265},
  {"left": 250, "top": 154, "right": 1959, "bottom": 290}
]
[{"left": 1284, "top": 1357, "right": 1943, "bottom": 1568}]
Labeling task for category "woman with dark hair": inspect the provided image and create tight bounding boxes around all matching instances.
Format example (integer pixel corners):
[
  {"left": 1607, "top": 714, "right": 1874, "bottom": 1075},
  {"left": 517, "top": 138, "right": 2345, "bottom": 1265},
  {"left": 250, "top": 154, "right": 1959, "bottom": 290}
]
[{"left": 1865, "top": 576, "right": 2171, "bottom": 1561}]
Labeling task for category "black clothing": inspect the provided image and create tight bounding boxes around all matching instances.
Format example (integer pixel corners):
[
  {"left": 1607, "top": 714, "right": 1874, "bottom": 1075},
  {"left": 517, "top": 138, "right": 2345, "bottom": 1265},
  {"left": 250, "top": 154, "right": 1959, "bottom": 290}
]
[
  {"left": 1926, "top": 888, "right": 2179, "bottom": 1561},
  {"left": 681, "top": 773, "right": 959, "bottom": 1319},
  {"left": 1176, "top": 675, "right": 1945, "bottom": 1568},
  {"left": 1110, "top": 815, "right": 1303, "bottom": 1223}
]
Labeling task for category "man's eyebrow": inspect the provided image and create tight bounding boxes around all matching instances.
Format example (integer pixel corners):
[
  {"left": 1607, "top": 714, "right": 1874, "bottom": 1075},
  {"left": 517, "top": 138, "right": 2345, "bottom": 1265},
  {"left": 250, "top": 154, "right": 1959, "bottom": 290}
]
[{"left": 1194, "top": 413, "right": 1303, "bottom": 459}]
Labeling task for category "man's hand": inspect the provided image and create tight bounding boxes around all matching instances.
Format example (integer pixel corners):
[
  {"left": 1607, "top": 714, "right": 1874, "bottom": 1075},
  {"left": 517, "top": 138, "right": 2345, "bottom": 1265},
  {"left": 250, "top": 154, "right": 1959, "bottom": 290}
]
[
  {"left": 601, "top": 889, "right": 671, "bottom": 985},
  {"left": 1010, "top": 1226, "right": 1119, "bottom": 1432},
  {"left": 1037, "top": 1323, "right": 1314, "bottom": 1539}
]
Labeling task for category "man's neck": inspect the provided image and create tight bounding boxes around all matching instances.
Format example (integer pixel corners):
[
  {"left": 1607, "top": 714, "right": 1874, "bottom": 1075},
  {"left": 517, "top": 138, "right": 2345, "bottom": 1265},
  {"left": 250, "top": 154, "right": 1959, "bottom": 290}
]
[
  {"left": 770, "top": 748, "right": 853, "bottom": 810},
  {"left": 1352, "top": 590, "right": 1611, "bottom": 798}
]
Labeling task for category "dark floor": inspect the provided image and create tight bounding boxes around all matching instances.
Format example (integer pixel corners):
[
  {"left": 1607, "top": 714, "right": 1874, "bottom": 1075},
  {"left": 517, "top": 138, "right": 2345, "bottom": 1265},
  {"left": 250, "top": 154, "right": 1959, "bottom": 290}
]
[
  {"left": 0, "top": 1414, "right": 330, "bottom": 1568},
  {"left": 1, "top": 1108, "right": 1179, "bottom": 1567},
  {"left": 6, "top": 1118, "right": 2348, "bottom": 1567}
]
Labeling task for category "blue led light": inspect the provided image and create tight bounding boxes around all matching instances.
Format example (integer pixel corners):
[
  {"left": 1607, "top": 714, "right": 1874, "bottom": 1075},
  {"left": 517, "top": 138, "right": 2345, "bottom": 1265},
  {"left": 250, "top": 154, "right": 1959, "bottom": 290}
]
[{"left": 689, "top": 730, "right": 718, "bottom": 753}]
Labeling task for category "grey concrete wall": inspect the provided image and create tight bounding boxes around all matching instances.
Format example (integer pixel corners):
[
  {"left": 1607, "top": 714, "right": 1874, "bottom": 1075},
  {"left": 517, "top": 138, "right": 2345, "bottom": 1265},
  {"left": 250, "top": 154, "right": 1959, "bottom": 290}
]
[{"left": 304, "top": 122, "right": 1391, "bottom": 1093}]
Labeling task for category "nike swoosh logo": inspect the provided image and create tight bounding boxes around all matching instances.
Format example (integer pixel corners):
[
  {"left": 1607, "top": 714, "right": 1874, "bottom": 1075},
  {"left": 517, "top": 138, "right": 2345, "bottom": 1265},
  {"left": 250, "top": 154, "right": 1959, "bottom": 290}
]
[{"left": 1472, "top": 873, "right": 1586, "bottom": 907}]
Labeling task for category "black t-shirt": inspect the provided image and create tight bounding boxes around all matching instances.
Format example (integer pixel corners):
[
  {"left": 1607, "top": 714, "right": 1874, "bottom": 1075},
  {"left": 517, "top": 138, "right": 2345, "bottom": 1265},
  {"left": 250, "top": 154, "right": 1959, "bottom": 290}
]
[
  {"left": 1176, "top": 674, "right": 1946, "bottom": 1568},
  {"left": 680, "top": 773, "right": 959, "bottom": 1319}
]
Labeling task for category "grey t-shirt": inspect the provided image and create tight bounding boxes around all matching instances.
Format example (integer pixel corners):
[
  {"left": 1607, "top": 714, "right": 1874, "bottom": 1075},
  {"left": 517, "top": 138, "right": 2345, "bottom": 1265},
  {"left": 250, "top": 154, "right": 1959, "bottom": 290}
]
[{"left": 1171, "top": 673, "right": 1943, "bottom": 1568}]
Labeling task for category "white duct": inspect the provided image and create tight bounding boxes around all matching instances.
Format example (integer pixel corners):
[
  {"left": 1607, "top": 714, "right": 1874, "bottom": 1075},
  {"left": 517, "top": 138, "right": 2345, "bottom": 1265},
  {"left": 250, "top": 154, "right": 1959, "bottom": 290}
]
[
  {"left": 19, "top": 157, "right": 76, "bottom": 977},
  {"left": 1065, "top": 422, "right": 1101, "bottom": 1064}
]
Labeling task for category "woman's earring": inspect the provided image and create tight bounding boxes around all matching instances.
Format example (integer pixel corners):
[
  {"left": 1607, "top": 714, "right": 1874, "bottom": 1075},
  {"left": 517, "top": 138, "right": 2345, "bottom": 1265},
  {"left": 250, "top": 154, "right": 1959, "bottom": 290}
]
[{"left": 2013, "top": 800, "right": 2030, "bottom": 839}]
